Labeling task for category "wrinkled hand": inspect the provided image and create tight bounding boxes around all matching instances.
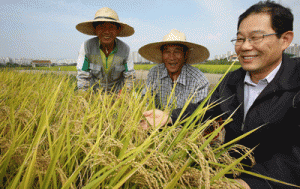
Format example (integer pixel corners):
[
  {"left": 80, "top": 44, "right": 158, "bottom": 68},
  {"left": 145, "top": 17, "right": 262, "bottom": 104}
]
[
  {"left": 140, "top": 109, "right": 171, "bottom": 130},
  {"left": 117, "top": 89, "right": 122, "bottom": 98}
]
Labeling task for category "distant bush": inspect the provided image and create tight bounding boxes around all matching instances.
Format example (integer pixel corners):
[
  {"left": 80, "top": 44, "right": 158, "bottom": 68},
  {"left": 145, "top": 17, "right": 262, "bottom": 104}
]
[
  {"left": 0, "top": 63, "right": 34, "bottom": 68},
  {"left": 5, "top": 63, "right": 23, "bottom": 67}
]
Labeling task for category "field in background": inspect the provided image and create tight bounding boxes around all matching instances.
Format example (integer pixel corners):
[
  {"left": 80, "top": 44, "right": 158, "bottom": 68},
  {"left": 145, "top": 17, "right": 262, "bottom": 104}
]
[
  {"left": 134, "top": 64, "right": 241, "bottom": 74},
  {"left": 5, "top": 64, "right": 241, "bottom": 74},
  {"left": 193, "top": 64, "right": 241, "bottom": 74},
  {"left": 10, "top": 66, "right": 77, "bottom": 71}
]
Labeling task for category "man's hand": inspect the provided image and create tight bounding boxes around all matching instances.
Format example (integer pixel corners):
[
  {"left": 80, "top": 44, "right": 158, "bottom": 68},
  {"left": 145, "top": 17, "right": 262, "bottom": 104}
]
[
  {"left": 140, "top": 109, "right": 171, "bottom": 130},
  {"left": 117, "top": 89, "right": 122, "bottom": 98}
]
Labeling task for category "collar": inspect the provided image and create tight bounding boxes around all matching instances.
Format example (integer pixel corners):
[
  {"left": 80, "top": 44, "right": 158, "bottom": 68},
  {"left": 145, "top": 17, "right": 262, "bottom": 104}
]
[
  {"left": 98, "top": 39, "right": 118, "bottom": 54},
  {"left": 159, "top": 64, "right": 187, "bottom": 85},
  {"left": 244, "top": 62, "right": 282, "bottom": 86},
  {"left": 228, "top": 54, "right": 300, "bottom": 91}
]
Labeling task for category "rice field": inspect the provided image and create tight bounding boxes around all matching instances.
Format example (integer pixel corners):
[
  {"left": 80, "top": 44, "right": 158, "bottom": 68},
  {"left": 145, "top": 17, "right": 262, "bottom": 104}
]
[
  {"left": 9, "top": 66, "right": 77, "bottom": 72},
  {"left": 5, "top": 64, "right": 241, "bottom": 74},
  {"left": 192, "top": 64, "right": 241, "bottom": 74},
  {"left": 135, "top": 64, "right": 241, "bottom": 74},
  {"left": 0, "top": 68, "right": 262, "bottom": 188},
  {"left": 1, "top": 64, "right": 289, "bottom": 188}
]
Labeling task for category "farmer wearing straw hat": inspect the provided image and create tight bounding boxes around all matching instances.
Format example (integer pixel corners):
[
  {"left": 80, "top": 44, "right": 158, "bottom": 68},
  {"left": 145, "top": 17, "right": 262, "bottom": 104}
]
[
  {"left": 139, "top": 29, "right": 209, "bottom": 109},
  {"left": 76, "top": 7, "right": 135, "bottom": 93}
]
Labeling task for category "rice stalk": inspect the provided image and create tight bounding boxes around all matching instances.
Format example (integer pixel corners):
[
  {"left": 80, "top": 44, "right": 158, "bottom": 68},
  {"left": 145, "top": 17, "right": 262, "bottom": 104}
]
[{"left": 0, "top": 68, "right": 293, "bottom": 188}]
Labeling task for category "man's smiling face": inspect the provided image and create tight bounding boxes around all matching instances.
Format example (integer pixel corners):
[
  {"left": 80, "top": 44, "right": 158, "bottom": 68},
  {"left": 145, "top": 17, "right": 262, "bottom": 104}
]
[
  {"left": 235, "top": 13, "right": 285, "bottom": 79},
  {"left": 162, "top": 44, "right": 187, "bottom": 76},
  {"left": 95, "top": 22, "right": 120, "bottom": 46}
]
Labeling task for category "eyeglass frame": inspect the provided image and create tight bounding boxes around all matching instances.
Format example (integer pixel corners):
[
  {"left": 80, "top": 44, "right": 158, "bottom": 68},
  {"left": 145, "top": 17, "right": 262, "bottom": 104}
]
[{"left": 231, "top": 32, "right": 278, "bottom": 46}]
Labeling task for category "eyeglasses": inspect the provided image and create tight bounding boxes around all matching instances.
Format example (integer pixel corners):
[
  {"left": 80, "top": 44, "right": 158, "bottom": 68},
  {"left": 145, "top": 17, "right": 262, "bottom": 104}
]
[{"left": 231, "top": 33, "right": 277, "bottom": 46}]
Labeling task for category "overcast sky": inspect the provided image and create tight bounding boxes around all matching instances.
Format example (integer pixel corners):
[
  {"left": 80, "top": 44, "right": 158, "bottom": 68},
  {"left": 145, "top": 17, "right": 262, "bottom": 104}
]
[{"left": 0, "top": 0, "right": 299, "bottom": 60}]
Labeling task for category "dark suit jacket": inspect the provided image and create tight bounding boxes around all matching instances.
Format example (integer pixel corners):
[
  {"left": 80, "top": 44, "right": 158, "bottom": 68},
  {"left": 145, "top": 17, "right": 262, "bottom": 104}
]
[{"left": 172, "top": 54, "right": 300, "bottom": 188}]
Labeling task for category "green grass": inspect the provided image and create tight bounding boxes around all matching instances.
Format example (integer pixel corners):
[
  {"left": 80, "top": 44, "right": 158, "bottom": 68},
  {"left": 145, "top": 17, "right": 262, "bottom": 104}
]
[
  {"left": 193, "top": 64, "right": 241, "bottom": 74},
  {"left": 5, "top": 66, "right": 77, "bottom": 71},
  {"left": 134, "top": 64, "right": 156, "bottom": 70},
  {"left": 134, "top": 64, "right": 241, "bottom": 74},
  {"left": 2, "top": 64, "right": 241, "bottom": 74}
]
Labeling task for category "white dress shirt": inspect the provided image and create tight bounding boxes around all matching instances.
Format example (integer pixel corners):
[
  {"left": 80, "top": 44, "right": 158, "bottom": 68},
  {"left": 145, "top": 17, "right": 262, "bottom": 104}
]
[{"left": 244, "top": 62, "right": 282, "bottom": 121}]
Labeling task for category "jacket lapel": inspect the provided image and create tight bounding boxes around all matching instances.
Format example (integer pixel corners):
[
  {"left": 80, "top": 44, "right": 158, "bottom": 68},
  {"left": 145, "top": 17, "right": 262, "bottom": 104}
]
[
  {"left": 249, "top": 54, "right": 300, "bottom": 124},
  {"left": 226, "top": 68, "right": 245, "bottom": 107},
  {"left": 224, "top": 69, "right": 246, "bottom": 131}
]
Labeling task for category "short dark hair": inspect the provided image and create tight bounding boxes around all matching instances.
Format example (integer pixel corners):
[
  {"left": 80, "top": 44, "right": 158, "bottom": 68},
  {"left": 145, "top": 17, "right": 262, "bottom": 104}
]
[
  {"left": 92, "top": 22, "right": 121, "bottom": 30},
  {"left": 237, "top": 0, "right": 293, "bottom": 38}
]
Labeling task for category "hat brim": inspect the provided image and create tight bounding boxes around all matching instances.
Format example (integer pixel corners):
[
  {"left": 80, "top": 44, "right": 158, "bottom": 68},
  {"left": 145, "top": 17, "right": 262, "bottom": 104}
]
[
  {"left": 76, "top": 18, "right": 134, "bottom": 37},
  {"left": 138, "top": 41, "right": 210, "bottom": 64}
]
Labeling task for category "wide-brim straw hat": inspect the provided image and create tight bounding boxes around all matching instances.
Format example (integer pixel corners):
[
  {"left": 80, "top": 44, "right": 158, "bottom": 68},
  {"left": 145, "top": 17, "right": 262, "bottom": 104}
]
[
  {"left": 76, "top": 7, "right": 134, "bottom": 37},
  {"left": 138, "top": 29, "right": 209, "bottom": 64}
]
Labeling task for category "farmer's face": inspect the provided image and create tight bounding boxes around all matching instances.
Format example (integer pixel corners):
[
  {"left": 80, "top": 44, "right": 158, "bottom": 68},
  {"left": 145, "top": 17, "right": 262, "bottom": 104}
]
[
  {"left": 162, "top": 44, "right": 186, "bottom": 75},
  {"left": 95, "top": 22, "right": 121, "bottom": 46}
]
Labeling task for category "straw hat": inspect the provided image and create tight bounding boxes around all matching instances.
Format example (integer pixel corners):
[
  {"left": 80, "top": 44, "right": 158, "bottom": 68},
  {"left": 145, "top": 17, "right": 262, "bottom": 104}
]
[
  {"left": 138, "top": 29, "right": 209, "bottom": 64},
  {"left": 76, "top": 7, "right": 134, "bottom": 37}
]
